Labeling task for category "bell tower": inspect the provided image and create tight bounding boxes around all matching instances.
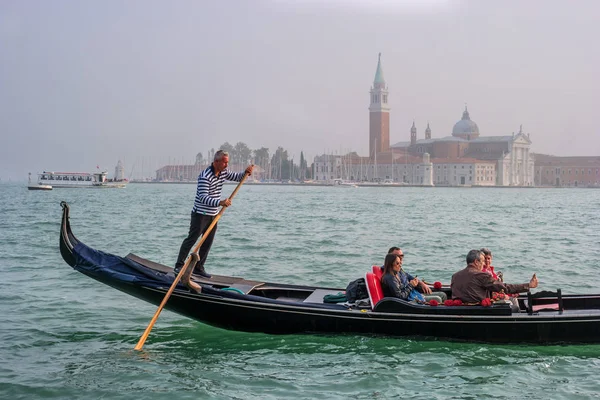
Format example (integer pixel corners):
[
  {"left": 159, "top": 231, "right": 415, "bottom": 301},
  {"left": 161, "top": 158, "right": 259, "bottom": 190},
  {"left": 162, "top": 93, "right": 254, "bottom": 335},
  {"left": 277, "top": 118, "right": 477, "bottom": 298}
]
[
  {"left": 369, "top": 53, "right": 390, "bottom": 158},
  {"left": 410, "top": 121, "right": 417, "bottom": 146}
]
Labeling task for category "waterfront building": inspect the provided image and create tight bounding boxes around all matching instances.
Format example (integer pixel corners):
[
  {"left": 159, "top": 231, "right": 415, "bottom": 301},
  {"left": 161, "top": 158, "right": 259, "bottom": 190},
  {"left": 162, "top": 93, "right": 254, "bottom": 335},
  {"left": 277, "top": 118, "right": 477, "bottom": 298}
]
[
  {"left": 312, "top": 151, "right": 495, "bottom": 186},
  {"left": 533, "top": 155, "right": 600, "bottom": 187},
  {"left": 155, "top": 163, "right": 207, "bottom": 182}
]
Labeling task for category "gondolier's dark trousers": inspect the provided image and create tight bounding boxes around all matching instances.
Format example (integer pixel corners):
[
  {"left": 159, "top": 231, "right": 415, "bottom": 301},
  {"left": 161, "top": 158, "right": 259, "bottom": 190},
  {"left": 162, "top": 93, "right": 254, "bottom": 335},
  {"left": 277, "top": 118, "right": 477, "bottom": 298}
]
[{"left": 175, "top": 212, "right": 217, "bottom": 272}]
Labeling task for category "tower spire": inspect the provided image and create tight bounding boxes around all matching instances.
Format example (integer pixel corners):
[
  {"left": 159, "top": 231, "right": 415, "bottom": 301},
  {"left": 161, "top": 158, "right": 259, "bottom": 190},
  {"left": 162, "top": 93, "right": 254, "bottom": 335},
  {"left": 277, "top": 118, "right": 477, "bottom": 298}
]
[
  {"left": 410, "top": 120, "right": 417, "bottom": 146},
  {"left": 373, "top": 52, "right": 385, "bottom": 87},
  {"left": 425, "top": 122, "right": 431, "bottom": 140}
]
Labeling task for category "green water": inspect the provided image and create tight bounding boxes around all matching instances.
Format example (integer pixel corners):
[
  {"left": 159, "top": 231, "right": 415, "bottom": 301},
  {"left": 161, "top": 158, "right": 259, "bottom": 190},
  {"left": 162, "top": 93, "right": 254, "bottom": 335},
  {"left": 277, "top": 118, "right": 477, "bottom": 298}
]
[{"left": 1, "top": 183, "right": 600, "bottom": 399}]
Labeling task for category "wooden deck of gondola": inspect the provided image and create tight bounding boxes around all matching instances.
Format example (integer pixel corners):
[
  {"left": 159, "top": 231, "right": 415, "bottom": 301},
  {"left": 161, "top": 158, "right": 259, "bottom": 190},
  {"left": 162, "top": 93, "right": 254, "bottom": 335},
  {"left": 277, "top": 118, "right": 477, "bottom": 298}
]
[{"left": 126, "top": 253, "right": 265, "bottom": 294}]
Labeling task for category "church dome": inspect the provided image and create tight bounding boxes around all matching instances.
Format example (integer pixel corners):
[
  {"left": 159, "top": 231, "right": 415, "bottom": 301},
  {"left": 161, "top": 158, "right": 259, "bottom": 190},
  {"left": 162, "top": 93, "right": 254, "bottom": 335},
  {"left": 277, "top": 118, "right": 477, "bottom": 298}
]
[{"left": 452, "top": 107, "right": 479, "bottom": 137}]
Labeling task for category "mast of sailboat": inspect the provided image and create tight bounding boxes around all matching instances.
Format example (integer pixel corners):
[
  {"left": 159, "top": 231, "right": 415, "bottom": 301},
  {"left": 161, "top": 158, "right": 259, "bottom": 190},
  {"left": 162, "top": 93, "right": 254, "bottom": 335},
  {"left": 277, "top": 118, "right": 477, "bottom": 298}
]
[
  {"left": 391, "top": 146, "right": 394, "bottom": 182},
  {"left": 374, "top": 138, "right": 378, "bottom": 182},
  {"left": 405, "top": 145, "right": 408, "bottom": 183},
  {"left": 360, "top": 157, "right": 362, "bottom": 181}
]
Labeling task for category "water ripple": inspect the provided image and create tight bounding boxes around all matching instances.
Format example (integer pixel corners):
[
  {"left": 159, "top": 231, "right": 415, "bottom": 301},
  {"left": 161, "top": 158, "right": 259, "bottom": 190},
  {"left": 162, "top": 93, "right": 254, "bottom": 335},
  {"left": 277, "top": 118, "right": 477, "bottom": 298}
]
[{"left": 1, "top": 183, "right": 600, "bottom": 399}]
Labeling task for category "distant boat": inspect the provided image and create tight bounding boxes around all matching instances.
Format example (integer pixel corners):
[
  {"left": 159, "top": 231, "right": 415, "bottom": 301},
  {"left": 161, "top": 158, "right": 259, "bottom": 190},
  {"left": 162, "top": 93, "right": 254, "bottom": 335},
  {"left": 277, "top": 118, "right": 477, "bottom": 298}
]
[
  {"left": 36, "top": 171, "right": 127, "bottom": 188},
  {"left": 332, "top": 179, "right": 358, "bottom": 188},
  {"left": 27, "top": 172, "right": 52, "bottom": 191}
]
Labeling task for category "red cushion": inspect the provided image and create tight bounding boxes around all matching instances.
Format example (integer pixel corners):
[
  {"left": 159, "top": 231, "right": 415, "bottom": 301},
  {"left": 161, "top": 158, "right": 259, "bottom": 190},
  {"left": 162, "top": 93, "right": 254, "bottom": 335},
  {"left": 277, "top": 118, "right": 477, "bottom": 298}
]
[
  {"left": 365, "top": 272, "right": 384, "bottom": 308},
  {"left": 372, "top": 265, "right": 383, "bottom": 280}
]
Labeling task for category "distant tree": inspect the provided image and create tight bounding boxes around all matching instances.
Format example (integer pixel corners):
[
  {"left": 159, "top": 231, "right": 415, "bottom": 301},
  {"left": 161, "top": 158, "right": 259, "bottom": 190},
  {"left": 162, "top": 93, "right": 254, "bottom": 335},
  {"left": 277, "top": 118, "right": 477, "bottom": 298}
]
[
  {"left": 299, "top": 151, "right": 307, "bottom": 180},
  {"left": 234, "top": 142, "right": 252, "bottom": 165},
  {"left": 253, "top": 147, "right": 270, "bottom": 178},
  {"left": 271, "top": 147, "right": 290, "bottom": 180},
  {"left": 218, "top": 142, "right": 235, "bottom": 157},
  {"left": 253, "top": 147, "right": 269, "bottom": 165}
]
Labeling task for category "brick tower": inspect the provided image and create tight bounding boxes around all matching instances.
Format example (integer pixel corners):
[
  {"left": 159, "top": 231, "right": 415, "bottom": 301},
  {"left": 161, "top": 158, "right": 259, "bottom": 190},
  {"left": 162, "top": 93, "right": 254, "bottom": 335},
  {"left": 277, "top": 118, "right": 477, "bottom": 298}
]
[{"left": 369, "top": 53, "right": 390, "bottom": 158}]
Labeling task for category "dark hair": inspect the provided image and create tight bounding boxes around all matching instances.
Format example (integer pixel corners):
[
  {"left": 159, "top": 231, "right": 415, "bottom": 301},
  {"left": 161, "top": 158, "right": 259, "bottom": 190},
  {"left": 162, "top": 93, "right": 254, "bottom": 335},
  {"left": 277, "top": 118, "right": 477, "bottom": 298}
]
[
  {"left": 480, "top": 248, "right": 492, "bottom": 257},
  {"left": 466, "top": 249, "right": 482, "bottom": 265},
  {"left": 383, "top": 253, "right": 400, "bottom": 275},
  {"left": 388, "top": 246, "right": 401, "bottom": 254}
]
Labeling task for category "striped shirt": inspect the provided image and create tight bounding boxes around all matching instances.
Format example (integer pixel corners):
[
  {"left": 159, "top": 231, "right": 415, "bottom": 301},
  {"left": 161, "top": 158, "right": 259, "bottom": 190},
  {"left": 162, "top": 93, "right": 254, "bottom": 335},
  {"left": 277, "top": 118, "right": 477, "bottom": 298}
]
[{"left": 192, "top": 165, "right": 245, "bottom": 216}]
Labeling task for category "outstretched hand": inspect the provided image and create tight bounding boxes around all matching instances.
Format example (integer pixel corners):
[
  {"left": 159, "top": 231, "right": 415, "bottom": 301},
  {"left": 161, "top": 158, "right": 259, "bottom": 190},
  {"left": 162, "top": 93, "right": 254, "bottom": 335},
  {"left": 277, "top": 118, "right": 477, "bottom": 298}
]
[{"left": 245, "top": 165, "right": 254, "bottom": 176}]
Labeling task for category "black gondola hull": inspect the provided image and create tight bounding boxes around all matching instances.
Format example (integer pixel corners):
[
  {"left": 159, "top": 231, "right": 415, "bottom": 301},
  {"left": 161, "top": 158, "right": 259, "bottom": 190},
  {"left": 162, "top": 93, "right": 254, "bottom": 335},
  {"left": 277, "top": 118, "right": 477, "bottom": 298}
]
[{"left": 59, "top": 202, "right": 600, "bottom": 344}]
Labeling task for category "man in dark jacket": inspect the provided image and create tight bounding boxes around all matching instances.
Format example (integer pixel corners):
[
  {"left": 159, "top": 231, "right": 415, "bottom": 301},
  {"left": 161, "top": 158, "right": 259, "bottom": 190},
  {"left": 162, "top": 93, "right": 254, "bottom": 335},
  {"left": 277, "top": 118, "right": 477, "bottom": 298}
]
[{"left": 451, "top": 249, "right": 537, "bottom": 304}]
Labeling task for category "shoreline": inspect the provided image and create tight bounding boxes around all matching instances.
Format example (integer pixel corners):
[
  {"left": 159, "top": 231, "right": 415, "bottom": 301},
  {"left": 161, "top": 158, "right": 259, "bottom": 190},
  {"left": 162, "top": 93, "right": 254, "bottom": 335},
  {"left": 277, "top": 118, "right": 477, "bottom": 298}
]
[{"left": 127, "top": 181, "right": 599, "bottom": 189}]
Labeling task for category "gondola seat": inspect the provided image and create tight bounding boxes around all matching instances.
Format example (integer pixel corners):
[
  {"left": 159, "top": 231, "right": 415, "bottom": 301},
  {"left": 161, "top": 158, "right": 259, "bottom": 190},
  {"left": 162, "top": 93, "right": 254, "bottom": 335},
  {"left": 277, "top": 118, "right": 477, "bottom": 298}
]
[
  {"left": 525, "top": 289, "right": 564, "bottom": 314},
  {"left": 365, "top": 271, "right": 384, "bottom": 308},
  {"left": 372, "top": 265, "right": 383, "bottom": 280}
]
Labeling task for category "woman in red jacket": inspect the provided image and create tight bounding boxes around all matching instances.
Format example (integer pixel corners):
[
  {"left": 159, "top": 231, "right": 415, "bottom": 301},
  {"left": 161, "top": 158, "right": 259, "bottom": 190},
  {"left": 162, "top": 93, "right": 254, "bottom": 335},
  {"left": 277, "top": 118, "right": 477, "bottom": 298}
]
[{"left": 480, "top": 248, "right": 500, "bottom": 280}]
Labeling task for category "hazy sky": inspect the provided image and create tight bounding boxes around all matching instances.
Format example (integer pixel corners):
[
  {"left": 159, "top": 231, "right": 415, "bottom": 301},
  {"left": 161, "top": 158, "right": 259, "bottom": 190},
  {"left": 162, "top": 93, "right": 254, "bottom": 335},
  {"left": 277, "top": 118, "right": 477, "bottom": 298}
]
[{"left": 1, "top": 0, "right": 598, "bottom": 180}]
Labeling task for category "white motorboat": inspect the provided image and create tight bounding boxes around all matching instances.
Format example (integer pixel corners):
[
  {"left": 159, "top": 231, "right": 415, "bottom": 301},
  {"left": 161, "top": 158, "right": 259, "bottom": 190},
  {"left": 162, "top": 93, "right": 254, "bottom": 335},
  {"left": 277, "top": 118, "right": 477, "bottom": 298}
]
[{"left": 36, "top": 171, "right": 127, "bottom": 188}]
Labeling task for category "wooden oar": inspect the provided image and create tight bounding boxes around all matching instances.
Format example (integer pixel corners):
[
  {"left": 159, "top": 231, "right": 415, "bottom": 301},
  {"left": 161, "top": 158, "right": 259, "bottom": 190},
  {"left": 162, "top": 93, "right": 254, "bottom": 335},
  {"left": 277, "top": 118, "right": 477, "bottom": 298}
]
[{"left": 134, "top": 172, "right": 250, "bottom": 351}]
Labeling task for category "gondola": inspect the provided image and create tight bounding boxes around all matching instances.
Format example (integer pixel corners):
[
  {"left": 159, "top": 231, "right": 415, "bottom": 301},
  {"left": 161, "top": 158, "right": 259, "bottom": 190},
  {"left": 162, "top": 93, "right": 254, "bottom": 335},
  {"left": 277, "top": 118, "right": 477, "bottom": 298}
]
[{"left": 59, "top": 202, "right": 600, "bottom": 344}]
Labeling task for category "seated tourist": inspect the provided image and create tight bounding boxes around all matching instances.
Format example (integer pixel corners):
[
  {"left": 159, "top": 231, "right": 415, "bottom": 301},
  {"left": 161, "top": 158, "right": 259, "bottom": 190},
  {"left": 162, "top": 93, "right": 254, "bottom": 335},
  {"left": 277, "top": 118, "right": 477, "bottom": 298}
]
[
  {"left": 480, "top": 248, "right": 499, "bottom": 280},
  {"left": 381, "top": 253, "right": 444, "bottom": 304},
  {"left": 386, "top": 247, "right": 447, "bottom": 301},
  {"left": 451, "top": 249, "right": 537, "bottom": 309},
  {"left": 480, "top": 247, "right": 519, "bottom": 305}
]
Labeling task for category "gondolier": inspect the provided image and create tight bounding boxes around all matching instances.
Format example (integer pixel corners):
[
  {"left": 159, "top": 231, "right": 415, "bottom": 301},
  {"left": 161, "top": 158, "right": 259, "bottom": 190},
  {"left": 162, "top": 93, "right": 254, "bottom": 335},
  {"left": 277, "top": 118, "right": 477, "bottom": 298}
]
[{"left": 174, "top": 150, "right": 253, "bottom": 278}]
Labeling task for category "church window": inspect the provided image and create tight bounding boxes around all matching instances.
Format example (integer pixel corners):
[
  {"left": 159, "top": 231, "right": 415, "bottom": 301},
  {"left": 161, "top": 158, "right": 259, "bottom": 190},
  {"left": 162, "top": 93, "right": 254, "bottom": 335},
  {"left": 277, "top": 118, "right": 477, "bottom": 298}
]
[
  {"left": 383, "top": 95, "right": 388, "bottom": 103},
  {"left": 576, "top": 170, "right": 578, "bottom": 175}
]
